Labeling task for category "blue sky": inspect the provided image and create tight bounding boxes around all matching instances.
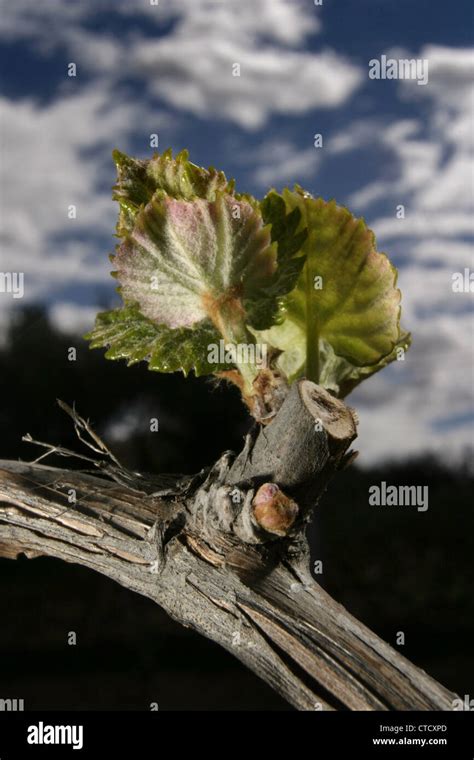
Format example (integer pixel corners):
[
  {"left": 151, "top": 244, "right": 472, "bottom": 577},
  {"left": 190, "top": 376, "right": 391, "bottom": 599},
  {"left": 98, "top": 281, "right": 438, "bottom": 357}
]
[{"left": 0, "top": 0, "right": 473, "bottom": 463}]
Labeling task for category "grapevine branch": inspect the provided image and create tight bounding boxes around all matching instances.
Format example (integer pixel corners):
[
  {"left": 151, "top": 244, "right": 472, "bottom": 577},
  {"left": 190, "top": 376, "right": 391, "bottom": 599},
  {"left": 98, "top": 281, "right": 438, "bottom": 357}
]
[{"left": 0, "top": 381, "right": 456, "bottom": 710}]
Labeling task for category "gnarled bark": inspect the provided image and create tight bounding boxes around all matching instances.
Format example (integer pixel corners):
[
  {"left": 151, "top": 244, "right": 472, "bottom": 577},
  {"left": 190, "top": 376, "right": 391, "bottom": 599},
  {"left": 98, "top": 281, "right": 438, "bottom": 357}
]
[{"left": 0, "top": 381, "right": 456, "bottom": 710}]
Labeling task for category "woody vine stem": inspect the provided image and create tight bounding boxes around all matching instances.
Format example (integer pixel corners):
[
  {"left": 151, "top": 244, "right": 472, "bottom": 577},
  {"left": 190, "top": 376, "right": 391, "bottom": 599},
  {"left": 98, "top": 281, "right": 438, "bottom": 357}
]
[{"left": 0, "top": 385, "right": 456, "bottom": 710}]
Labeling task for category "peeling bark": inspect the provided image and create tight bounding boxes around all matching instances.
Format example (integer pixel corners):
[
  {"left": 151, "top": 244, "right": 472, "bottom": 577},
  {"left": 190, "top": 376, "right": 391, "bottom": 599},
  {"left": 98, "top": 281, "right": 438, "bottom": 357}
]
[{"left": 0, "top": 380, "right": 456, "bottom": 711}]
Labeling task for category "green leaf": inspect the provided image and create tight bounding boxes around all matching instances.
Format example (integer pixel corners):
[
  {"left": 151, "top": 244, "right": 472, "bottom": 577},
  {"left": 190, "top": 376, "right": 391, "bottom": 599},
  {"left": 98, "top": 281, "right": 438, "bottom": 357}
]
[
  {"left": 245, "top": 191, "right": 307, "bottom": 330},
  {"left": 112, "top": 148, "right": 235, "bottom": 236},
  {"left": 259, "top": 189, "right": 408, "bottom": 391},
  {"left": 85, "top": 304, "right": 229, "bottom": 376},
  {"left": 113, "top": 190, "right": 277, "bottom": 334},
  {"left": 261, "top": 191, "right": 308, "bottom": 262},
  {"left": 318, "top": 330, "right": 412, "bottom": 397}
]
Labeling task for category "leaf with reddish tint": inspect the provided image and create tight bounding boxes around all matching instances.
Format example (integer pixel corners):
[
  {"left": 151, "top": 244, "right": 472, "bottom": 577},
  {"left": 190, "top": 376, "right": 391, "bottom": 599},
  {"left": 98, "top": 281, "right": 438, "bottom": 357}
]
[{"left": 113, "top": 191, "right": 277, "bottom": 332}]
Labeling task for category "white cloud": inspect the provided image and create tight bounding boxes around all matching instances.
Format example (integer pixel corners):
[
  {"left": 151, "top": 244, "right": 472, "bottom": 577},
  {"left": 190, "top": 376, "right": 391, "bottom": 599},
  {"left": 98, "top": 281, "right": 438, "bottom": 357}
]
[
  {"left": 357, "top": 261, "right": 474, "bottom": 462},
  {"left": 0, "top": 85, "right": 171, "bottom": 311},
  {"left": 0, "top": 1, "right": 85, "bottom": 41},
  {"left": 344, "top": 46, "right": 474, "bottom": 464},
  {"left": 0, "top": 0, "right": 361, "bottom": 130},
  {"left": 328, "top": 119, "right": 380, "bottom": 155},
  {"left": 351, "top": 47, "right": 474, "bottom": 223},
  {"left": 397, "top": 265, "right": 472, "bottom": 322},
  {"left": 369, "top": 213, "right": 474, "bottom": 240},
  {"left": 349, "top": 119, "right": 443, "bottom": 212},
  {"left": 250, "top": 140, "right": 320, "bottom": 188},
  {"left": 0, "top": 0, "right": 321, "bottom": 48},
  {"left": 402, "top": 45, "right": 473, "bottom": 108},
  {"left": 49, "top": 302, "right": 98, "bottom": 335},
  {"left": 135, "top": 45, "right": 361, "bottom": 130},
  {"left": 156, "top": 0, "right": 322, "bottom": 46},
  {"left": 352, "top": 312, "right": 474, "bottom": 465},
  {"left": 410, "top": 239, "right": 473, "bottom": 266}
]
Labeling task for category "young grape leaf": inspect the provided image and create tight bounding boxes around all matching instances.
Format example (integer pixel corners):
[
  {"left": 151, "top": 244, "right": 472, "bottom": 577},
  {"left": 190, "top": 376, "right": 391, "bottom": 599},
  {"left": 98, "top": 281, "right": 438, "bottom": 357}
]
[
  {"left": 318, "top": 330, "right": 412, "bottom": 397},
  {"left": 262, "top": 319, "right": 410, "bottom": 396},
  {"left": 260, "top": 191, "right": 308, "bottom": 262},
  {"left": 113, "top": 190, "right": 277, "bottom": 336},
  {"left": 113, "top": 148, "right": 235, "bottom": 236},
  {"left": 88, "top": 152, "right": 308, "bottom": 393},
  {"left": 258, "top": 188, "right": 408, "bottom": 391},
  {"left": 246, "top": 191, "right": 307, "bottom": 330},
  {"left": 85, "top": 303, "right": 229, "bottom": 376}
]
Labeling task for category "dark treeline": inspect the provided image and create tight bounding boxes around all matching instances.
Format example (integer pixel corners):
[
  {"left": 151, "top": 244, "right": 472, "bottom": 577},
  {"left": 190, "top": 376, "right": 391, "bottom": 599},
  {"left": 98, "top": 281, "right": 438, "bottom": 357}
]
[
  {"left": 0, "top": 306, "right": 251, "bottom": 473},
  {"left": 0, "top": 306, "right": 472, "bottom": 709}
]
